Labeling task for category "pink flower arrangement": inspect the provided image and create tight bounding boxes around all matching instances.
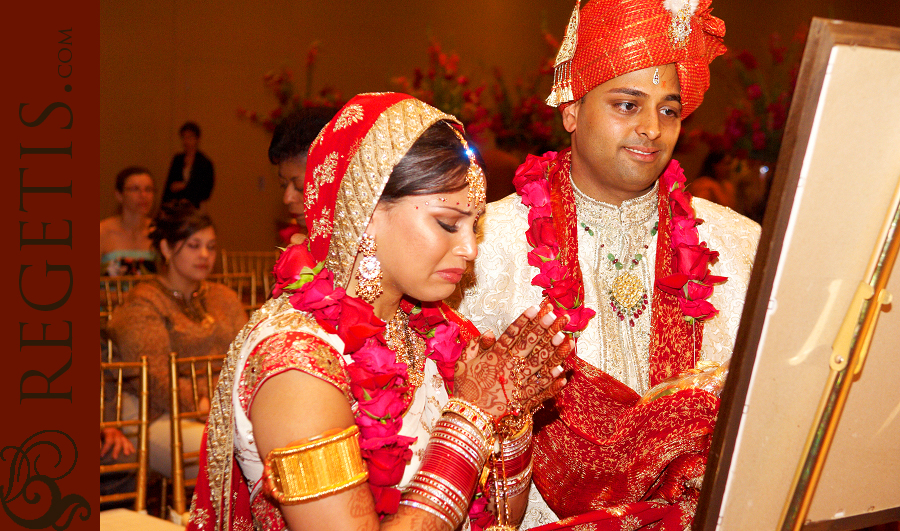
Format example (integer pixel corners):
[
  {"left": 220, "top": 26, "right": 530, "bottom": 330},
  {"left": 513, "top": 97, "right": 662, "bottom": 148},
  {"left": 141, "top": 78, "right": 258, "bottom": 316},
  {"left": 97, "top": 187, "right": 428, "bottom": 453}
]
[{"left": 514, "top": 153, "right": 724, "bottom": 325}]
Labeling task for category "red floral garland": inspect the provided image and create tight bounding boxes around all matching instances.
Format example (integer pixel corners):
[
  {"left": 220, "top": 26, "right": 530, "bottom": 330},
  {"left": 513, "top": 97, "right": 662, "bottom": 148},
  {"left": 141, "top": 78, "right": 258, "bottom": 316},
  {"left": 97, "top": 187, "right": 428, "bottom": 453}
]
[
  {"left": 512, "top": 151, "right": 724, "bottom": 326},
  {"left": 271, "top": 244, "right": 493, "bottom": 526},
  {"left": 513, "top": 151, "right": 595, "bottom": 334},
  {"left": 655, "top": 161, "right": 727, "bottom": 322}
]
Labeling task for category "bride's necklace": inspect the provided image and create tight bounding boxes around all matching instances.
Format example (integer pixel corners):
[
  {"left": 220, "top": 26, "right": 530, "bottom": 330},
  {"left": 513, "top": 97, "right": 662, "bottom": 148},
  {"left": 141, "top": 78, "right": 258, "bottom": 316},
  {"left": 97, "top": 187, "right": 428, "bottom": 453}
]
[{"left": 384, "top": 309, "right": 427, "bottom": 389}]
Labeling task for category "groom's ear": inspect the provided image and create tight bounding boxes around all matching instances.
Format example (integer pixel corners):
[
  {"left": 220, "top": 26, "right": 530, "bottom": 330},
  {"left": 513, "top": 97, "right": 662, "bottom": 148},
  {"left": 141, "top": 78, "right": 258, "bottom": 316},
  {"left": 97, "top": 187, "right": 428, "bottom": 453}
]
[{"left": 561, "top": 99, "right": 581, "bottom": 134}]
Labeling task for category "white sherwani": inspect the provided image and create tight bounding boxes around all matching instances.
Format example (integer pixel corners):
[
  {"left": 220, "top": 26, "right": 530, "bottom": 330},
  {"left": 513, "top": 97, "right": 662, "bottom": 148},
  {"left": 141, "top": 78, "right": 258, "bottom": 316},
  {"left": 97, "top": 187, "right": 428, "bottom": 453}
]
[{"left": 458, "top": 180, "right": 760, "bottom": 528}]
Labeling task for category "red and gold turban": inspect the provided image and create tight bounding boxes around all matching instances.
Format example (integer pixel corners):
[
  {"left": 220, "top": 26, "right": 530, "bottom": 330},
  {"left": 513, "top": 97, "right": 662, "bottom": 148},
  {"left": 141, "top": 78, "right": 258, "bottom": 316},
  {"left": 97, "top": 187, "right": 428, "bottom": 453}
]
[{"left": 547, "top": 0, "right": 726, "bottom": 118}]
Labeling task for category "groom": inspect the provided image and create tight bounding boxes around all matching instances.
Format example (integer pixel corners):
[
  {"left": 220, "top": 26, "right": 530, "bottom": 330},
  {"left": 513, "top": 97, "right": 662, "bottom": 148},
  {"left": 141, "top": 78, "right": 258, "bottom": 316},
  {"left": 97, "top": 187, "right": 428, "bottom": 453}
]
[{"left": 459, "top": 0, "right": 760, "bottom": 528}]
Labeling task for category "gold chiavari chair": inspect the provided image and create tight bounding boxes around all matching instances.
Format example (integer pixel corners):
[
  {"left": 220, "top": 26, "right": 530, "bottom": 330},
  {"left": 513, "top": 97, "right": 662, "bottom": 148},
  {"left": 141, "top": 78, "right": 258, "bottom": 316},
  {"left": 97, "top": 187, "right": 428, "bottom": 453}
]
[
  {"left": 220, "top": 249, "right": 280, "bottom": 303},
  {"left": 101, "top": 274, "right": 156, "bottom": 326},
  {"left": 166, "top": 352, "right": 224, "bottom": 523},
  {"left": 206, "top": 271, "right": 259, "bottom": 311},
  {"left": 100, "top": 355, "right": 150, "bottom": 512}
]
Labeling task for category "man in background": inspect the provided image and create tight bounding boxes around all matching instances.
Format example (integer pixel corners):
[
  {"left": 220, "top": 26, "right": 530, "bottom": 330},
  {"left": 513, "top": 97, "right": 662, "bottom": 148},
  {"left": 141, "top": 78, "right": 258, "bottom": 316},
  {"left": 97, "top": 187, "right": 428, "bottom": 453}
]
[{"left": 267, "top": 107, "right": 338, "bottom": 245}]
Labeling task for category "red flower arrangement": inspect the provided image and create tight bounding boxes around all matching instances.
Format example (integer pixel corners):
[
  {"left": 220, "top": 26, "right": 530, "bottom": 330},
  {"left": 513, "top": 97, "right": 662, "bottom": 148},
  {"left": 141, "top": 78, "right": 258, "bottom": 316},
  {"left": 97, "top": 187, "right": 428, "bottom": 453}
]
[
  {"left": 390, "top": 39, "right": 492, "bottom": 145},
  {"left": 694, "top": 27, "right": 807, "bottom": 166},
  {"left": 488, "top": 31, "right": 570, "bottom": 156},
  {"left": 237, "top": 41, "right": 345, "bottom": 133},
  {"left": 270, "top": 244, "right": 493, "bottom": 525}
]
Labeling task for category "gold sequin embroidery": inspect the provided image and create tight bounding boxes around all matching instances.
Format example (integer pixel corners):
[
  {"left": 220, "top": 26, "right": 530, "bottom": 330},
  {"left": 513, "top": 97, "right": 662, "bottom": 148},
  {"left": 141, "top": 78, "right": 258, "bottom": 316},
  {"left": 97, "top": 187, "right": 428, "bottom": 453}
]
[
  {"left": 333, "top": 104, "right": 364, "bottom": 130},
  {"left": 311, "top": 207, "right": 333, "bottom": 240}
]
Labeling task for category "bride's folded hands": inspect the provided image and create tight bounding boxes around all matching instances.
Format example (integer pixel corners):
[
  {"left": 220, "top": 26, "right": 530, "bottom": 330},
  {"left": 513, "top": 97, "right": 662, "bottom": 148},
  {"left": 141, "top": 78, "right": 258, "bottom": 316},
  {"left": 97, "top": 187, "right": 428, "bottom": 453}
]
[{"left": 454, "top": 304, "right": 573, "bottom": 423}]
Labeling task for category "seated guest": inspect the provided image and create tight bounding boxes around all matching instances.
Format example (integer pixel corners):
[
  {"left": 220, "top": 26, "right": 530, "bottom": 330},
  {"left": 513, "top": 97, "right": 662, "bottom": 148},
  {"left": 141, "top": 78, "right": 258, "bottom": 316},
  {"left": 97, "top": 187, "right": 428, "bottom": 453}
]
[
  {"left": 100, "top": 166, "right": 158, "bottom": 276},
  {"left": 268, "top": 106, "right": 339, "bottom": 245},
  {"left": 106, "top": 199, "right": 248, "bottom": 479}
]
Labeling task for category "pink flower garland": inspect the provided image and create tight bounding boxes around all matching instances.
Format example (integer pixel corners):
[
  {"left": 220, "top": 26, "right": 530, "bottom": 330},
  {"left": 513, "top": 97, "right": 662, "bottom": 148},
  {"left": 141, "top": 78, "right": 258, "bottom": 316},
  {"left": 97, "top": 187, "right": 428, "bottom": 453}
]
[
  {"left": 271, "top": 244, "right": 492, "bottom": 524},
  {"left": 656, "top": 162, "right": 727, "bottom": 323},
  {"left": 513, "top": 151, "right": 724, "bottom": 327},
  {"left": 513, "top": 152, "right": 596, "bottom": 334}
]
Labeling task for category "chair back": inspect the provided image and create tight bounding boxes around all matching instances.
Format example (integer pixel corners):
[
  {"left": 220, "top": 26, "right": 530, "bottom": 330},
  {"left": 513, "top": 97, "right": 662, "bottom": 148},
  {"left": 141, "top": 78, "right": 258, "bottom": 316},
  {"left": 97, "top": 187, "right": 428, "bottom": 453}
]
[
  {"left": 101, "top": 274, "right": 156, "bottom": 326},
  {"left": 100, "top": 356, "right": 150, "bottom": 512},
  {"left": 206, "top": 271, "right": 259, "bottom": 311},
  {"left": 168, "top": 352, "right": 224, "bottom": 517},
  {"left": 220, "top": 249, "right": 280, "bottom": 303}
]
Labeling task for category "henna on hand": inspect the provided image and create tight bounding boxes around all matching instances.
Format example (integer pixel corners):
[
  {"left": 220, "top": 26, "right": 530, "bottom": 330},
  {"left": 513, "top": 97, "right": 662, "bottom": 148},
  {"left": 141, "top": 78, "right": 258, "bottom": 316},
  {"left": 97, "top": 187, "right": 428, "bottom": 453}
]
[{"left": 454, "top": 304, "right": 572, "bottom": 420}]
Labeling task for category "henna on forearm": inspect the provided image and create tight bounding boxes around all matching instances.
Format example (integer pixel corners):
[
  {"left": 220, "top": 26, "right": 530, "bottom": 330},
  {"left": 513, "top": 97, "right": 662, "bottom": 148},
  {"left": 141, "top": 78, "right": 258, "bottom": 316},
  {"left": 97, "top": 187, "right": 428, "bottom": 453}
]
[{"left": 348, "top": 485, "right": 376, "bottom": 519}]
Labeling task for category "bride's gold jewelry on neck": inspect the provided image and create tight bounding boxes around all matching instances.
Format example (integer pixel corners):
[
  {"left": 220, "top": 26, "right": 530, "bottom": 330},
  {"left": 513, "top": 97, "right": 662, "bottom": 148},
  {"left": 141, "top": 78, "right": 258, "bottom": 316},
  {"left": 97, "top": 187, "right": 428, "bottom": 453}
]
[{"left": 384, "top": 309, "right": 427, "bottom": 390}]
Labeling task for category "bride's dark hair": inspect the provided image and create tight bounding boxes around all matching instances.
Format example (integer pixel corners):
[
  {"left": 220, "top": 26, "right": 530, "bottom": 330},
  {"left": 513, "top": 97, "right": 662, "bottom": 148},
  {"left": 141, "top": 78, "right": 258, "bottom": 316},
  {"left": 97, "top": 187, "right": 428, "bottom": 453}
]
[{"left": 379, "top": 120, "right": 483, "bottom": 204}]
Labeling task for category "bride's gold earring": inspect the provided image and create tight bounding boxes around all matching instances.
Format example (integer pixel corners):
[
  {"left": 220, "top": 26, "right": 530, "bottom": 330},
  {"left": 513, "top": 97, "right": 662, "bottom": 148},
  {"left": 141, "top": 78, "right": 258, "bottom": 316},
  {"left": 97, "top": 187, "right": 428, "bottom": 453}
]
[{"left": 356, "top": 234, "right": 382, "bottom": 303}]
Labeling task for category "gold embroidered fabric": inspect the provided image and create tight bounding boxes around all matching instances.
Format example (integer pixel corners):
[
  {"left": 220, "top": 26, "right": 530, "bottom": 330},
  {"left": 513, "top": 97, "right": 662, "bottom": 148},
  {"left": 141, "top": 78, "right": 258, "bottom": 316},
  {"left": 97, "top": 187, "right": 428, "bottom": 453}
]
[{"left": 237, "top": 330, "right": 350, "bottom": 414}]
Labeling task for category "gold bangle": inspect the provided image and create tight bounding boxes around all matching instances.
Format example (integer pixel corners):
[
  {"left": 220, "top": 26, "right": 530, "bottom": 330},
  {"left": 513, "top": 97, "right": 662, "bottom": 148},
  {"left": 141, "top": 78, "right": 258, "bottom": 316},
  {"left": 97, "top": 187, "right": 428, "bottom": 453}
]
[
  {"left": 263, "top": 425, "right": 368, "bottom": 505},
  {"left": 443, "top": 398, "right": 494, "bottom": 442}
]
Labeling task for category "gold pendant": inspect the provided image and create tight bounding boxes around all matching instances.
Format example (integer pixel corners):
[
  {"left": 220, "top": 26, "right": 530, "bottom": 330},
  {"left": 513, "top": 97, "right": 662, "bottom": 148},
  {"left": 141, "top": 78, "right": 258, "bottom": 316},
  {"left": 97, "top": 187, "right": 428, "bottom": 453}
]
[{"left": 611, "top": 271, "right": 644, "bottom": 309}]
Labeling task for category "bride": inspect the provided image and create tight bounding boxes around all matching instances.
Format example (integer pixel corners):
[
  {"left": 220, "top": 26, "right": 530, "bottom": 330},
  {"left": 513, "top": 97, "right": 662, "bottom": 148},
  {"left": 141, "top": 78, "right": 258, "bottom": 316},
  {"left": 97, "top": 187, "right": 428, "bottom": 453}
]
[{"left": 187, "top": 93, "right": 579, "bottom": 530}]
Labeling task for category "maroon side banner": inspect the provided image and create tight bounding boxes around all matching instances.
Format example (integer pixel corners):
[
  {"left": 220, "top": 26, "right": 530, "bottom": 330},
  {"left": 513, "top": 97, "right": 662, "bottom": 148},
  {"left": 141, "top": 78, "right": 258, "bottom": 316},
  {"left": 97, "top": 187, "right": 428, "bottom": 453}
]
[{"left": 1, "top": 2, "right": 99, "bottom": 530}]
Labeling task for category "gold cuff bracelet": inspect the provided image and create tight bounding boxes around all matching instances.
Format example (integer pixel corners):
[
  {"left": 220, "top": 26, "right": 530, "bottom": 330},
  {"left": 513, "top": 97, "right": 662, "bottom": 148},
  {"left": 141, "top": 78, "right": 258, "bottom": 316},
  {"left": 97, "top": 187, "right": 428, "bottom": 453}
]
[{"left": 263, "top": 425, "right": 368, "bottom": 505}]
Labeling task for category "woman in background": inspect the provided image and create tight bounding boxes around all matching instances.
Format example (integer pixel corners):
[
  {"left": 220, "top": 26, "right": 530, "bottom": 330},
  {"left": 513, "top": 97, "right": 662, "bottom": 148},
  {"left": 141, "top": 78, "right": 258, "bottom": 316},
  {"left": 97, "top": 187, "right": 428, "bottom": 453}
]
[
  {"left": 100, "top": 166, "right": 158, "bottom": 276},
  {"left": 106, "top": 199, "right": 248, "bottom": 478}
]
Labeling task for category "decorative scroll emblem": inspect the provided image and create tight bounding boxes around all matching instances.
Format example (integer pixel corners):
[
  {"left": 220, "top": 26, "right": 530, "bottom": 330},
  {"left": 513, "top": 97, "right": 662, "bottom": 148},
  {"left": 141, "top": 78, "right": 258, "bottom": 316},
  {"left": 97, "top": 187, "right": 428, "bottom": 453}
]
[
  {"left": 333, "top": 104, "right": 364, "bottom": 131},
  {"left": 1, "top": 430, "right": 90, "bottom": 529}
]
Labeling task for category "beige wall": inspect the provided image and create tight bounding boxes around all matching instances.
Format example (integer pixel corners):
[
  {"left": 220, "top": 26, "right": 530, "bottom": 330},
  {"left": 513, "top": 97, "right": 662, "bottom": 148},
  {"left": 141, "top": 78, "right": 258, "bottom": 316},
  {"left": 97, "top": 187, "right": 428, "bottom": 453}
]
[{"left": 100, "top": 1, "right": 900, "bottom": 253}]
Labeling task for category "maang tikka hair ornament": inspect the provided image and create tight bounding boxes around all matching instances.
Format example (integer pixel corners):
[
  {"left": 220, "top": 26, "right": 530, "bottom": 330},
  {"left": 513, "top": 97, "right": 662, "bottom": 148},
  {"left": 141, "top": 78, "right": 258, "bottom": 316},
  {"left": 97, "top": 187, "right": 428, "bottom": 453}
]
[
  {"left": 447, "top": 125, "right": 487, "bottom": 207},
  {"left": 356, "top": 233, "right": 383, "bottom": 303}
]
